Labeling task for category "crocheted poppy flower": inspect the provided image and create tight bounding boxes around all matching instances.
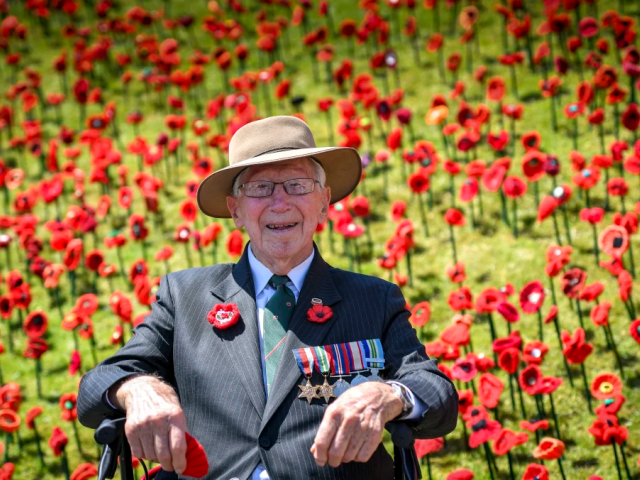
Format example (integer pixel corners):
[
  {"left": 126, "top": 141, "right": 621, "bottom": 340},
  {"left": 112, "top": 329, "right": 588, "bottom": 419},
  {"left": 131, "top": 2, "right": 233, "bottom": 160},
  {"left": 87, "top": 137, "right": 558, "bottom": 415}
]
[
  {"left": 493, "top": 429, "right": 528, "bottom": 456},
  {"left": 448, "top": 287, "right": 473, "bottom": 311},
  {"left": 487, "top": 132, "right": 510, "bottom": 153},
  {"left": 498, "top": 347, "right": 520, "bottom": 375},
  {"left": 561, "top": 268, "right": 587, "bottom": 298},
  {"left": 564, "top": 102, "right": 585, "bottom": 119},
  {"left": 496, "top": 301, "right": 519, "bottom": 323},
  {"left": 522, "top": 464, "right": 549, "bottom": 480},
  {"left": 478, "top": 373, "right": 503, "bottom": 409},
  {"left": 533, "top": 437, "right": 565, "bottom": 460},
  {"left": 414, "top": 438, "right": 444, "bottom": 459},
  {"left": 622, "top": 103, "right": 640, "bottom": 131},
  {"left": 70, "top": 463, "right": 98, "bottom": 480},
  {"left": 590, "top": 301, "right": 611, "bottom": 327},
  {"left": 444, "top": 208, "right": 466, "bottom": 226},
  {"left": 457, "top": 389, "right": 474, "bottom": 416},
  {"left": 561, "top": 328, "right": 593, "bottom": 364},
  {"left": 580, "top": 282, "right": 605, "bottom": 302},
  {"left": 474, "top": 288, "right": 501, "bottom": 313},
  {"left": 492, "top": 331, "right": 522, "bottom": 354},
  {"left": 307, "top": 305, "right": 333, "bottom": 324},
  {"left": 451, "top": 358, "right": 478, "bottom": 383},
  {"left": 181, "top": 432, "right": 210, "bottom": 478},
  {"left": 440, "top": 323, "right": 469, "bottom": 347},
  {"left": 446, "top": 263, "right": 466, "bottom": 283},
  {"left": 74, "top": 293, "right": 98, "bottom": 316},
  {"left": 520, "top": 419, "right": 549, "bottom": 433},
  {"left": 572, "top": 166, "right": 601, "bottom": 190},
  {"left": 0, "top": 409, "right": 20, "bottom": 433},
  {"left": 595, "top": 394, "right": 626, "bottom": 416},
  {"left": 48, "top": 427, "right": 68, "bottom": 456},
  {"left": 591, "top": 373, "right": 622, "bottom": 401},
  {"left": 459, "top": 178, "right": 478, "bottom": 202},
  {"left": 468, "top": 417, "right": 502, "bottom": 448},
  {"left": 24, "top": 338, "right": 49, "bottom": 360},
  {"left": 588, "top": 414, "right": 628, "bottom": 446},
  {"left": 521, "top": 150, "right": 546, "bottom": 181},
  {"left": 409, "top": 301, "right": 430, "bottom": 327},
  {"left": 618, "top": 270, "right": 633, "bottom": 302},
  {"left": 500, "top": 284, "right": 516, "bottom": 300},
  {"left": 521, "top": 131, "right": 541, "bottom": 152},
  {"left": 207, "top": 303, "right": 241, "bottom": 329},
  {"left": 580, "top": 207, "right": 605, "bottom": 224},
  {"left": 538, "top": 376, "right": 563, "bottom": 395},
  {"left": 446, "top": 469, "right": 474, "bottom": 480},
  {"left": 502, "top": 175, "right": 527, "bottom": 198},
  {"left": 630, "top": 319, "right": 640, "bottom": 345},
  {"left": 26, "top": 406, "right": 43, "bottom": 429},
  {"left": 60, "top": 393, "right": 77, "bottom": 422},
  {"left": 523, "top": 341, "right": 549, "bottom": 365},
  {"left": 519, "top": 281, "right": 545, "bottom": 313},
  {"left": 519, "top": 364, "right": 543, "bottom": 395},
  {"left": 23, "top": 311, "right": 48, "bottom": 338}
]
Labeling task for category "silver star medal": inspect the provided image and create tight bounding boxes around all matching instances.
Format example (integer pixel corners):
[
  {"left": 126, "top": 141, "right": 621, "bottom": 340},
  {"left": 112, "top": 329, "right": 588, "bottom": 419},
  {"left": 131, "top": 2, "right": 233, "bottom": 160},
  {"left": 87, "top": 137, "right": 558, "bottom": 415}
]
[{"left": 366, "top": 357, "right": 385, "bottom": 382}]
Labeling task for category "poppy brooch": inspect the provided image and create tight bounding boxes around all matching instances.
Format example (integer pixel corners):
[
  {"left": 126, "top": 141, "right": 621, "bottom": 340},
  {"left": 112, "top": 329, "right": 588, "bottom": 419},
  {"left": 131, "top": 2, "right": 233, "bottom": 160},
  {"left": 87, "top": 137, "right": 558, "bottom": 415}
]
[
  {"left": 306, "top": 299, "right": 333, "bottom": 324},
  {"left": 207, "top": 303, "right": 240, "bottom": 329}
]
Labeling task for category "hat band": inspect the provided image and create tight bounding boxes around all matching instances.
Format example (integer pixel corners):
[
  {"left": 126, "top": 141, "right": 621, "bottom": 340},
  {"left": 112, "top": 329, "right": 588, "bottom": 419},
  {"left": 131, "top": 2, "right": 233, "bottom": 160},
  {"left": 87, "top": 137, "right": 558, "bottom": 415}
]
[{"left": 252, "top": 146, "right": 301, "bottom": 157}]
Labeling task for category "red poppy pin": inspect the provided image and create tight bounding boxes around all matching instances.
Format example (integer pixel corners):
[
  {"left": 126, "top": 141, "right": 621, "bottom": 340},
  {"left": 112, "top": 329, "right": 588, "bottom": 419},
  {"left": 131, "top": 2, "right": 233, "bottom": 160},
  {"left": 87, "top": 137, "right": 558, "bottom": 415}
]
[
  {"left": 207, "top": 303, "right": 240, "bottom": 330},
  {"left": 306, "top": 299, "right": 333, "bottom": 324}
]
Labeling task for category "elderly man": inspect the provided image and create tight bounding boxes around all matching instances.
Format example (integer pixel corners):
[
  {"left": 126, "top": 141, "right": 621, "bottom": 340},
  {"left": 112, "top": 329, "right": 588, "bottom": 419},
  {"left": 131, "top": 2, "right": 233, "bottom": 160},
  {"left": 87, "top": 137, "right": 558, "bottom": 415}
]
[{"left": 77, "top": 116, "right": 457, "bottom": 480}]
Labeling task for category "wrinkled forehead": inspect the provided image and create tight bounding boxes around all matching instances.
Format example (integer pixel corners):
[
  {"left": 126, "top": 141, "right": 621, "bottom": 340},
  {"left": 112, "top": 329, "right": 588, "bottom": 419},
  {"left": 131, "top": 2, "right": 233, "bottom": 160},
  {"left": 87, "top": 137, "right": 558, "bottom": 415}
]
[{"left": 243, "top": 157, "right": 314, "bottom": 182}]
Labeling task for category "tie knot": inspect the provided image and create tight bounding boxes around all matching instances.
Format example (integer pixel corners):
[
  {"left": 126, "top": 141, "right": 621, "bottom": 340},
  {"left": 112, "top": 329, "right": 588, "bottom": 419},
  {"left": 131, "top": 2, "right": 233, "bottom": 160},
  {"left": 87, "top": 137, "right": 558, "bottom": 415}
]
[{"left": 269, "top": 275, "right": 290, "bottom": 289}]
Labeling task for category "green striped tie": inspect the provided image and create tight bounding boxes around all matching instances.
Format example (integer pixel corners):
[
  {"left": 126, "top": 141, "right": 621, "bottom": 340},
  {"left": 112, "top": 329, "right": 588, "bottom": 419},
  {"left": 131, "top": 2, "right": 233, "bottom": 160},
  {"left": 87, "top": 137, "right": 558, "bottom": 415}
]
[{"left": 263, "top": 275, "right": 296, "bottom": 394}]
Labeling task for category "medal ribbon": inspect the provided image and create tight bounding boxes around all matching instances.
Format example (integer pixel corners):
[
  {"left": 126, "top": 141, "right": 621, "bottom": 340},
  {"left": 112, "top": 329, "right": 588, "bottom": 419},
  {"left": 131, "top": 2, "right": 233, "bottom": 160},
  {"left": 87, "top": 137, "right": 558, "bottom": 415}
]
[
  {"left": 366, "top": 339, "right": 385, "bottom": 369},
  {"left": 293, "top": 348, "right": 314, "bottom": 377},
  {"left": 349, "top": 341, "right": 365, "bottom": 371},
  {"left": 313, "top": 346, "right": 331, "bottom": 376}
]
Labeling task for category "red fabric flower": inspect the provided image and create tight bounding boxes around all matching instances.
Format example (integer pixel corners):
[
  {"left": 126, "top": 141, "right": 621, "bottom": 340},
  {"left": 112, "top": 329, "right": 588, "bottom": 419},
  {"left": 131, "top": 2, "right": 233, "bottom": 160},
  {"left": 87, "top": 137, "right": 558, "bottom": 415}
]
[
  {"left": 48, "top": 426, "right": 69, "bottom": 456},
  {"left": 59, "top": 393, "right": 77, "bottom": 421},
  {"left": 520, "top": 419, "right": 549, "bottom": 433},
  {"left": 519, "top": 281, "right": 545, "bottom": 313},
  {"left": 452, "top": 358, "right": 478, "bottom": 383},
  {"left": 591, "top": 373, "right": 622, "bottom": 401},
  {"left": 492, "top": 331, "right": 522, "bottom": 355},
  {"left": 207, "top": 303, "right": 241, "bottom": 329},
  {"left": 468, "top": 417, "right": 502, "bottom": 448},
  {"left": 590, "top": 301, "right": 611, "bottom": 327},
  {"left": 414, "top": 438, "right": 444, "bottom": 459},
  {"left": 448, "top": 287, "right": 473, "bottom": 311},
  {"left": 478, "top": 373, "right": 503, "bottom": 409},
  {"left": 492, "top": 429, "right": 528, "bottom": 456},
  {"left": 446, "top": 469, "right": 474, "bottom": 480},
  {"left": 522, "top": 464, "right": 549, "bottom": 480},
  {"left": 444, "top": 208, "right": 466, "bottom": 226},
  {"left": 498, "top": 348, "right": 520, "bottom": 375},
  {"left": 502, "top": 175, "right": 527, "bottom": 198},
  {"left": 561, "top": 268, "right": 587, "bottom": 298},
  {"left": 306, "top": 305, "right": 333, "bottom": 323},
  {"left": 496, "top": 301, "right": 519, "bottom": 323},
  {"left": 522, "top": 334, "right": 550, "bottom": 363},
  {"left": 561, "top": 328, "right": 593, "bottom": 364},
  {"left": 630, "top": 319, "right": 640, "bottom": 345},
  {"left": 533, "top": 437, "right": 565, "bottom": 460},
  {"left": 519, "top": 364, "right": 543, "bottom": 395},
  {"left": 23, "top": 310, "right": 48, "bottom": 338}
]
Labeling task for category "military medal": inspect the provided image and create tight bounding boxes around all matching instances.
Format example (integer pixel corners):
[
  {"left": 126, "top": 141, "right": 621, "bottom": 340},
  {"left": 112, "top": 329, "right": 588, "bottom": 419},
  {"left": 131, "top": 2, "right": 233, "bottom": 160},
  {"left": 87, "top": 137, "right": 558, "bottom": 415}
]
[
  {"left": 365, "top": 339, "right": 385, "bottom": 382},
  {"left": 348, "top": 340, "right": 368, "bottom": 386},
  {"left": 312, "top": 346, "right": 337, "bottom": 403},
  {"left": 293, "top": 347, "right": 319, "bottom": 404},
  {"left": 328, "top": 343, "right": 352, "bottom": 397}
]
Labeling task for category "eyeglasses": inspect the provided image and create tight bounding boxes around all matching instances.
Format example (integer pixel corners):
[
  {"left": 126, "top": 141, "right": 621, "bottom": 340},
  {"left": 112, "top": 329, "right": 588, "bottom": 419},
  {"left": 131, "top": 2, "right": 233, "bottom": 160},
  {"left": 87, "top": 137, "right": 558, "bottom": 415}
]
[{"left": 240, "top": 178, "right": 319, "bottom": 198}]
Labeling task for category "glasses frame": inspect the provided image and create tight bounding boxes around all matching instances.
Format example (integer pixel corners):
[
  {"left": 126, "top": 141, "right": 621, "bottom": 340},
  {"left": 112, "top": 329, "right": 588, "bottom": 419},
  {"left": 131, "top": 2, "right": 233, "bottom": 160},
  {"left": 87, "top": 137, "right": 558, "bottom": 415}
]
[{"left": 239, "top": 177, "right": 321, "bottom": 198}]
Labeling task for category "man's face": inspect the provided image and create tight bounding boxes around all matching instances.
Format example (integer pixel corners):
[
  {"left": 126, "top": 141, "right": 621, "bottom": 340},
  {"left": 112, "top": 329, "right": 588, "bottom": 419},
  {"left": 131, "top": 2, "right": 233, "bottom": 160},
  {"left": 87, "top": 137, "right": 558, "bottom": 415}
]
[{"left": 226, "top": 158, "right": 331, "bottom": 265}]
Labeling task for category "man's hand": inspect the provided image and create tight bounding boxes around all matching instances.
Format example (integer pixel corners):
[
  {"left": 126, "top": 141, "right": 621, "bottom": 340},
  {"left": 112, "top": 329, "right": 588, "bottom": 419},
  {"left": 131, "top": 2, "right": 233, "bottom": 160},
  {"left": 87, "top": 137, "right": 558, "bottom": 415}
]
[
  {"left": 310, "top": 381, "right": 404, "bottom": 468},
  {"left": 111, "top": 376, "right": 188, "bottom": 474}
]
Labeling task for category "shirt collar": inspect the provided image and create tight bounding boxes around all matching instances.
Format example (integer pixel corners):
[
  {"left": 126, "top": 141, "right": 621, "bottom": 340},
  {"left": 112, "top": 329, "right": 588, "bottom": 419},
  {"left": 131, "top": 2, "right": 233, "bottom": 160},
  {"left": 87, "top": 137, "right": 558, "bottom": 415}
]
[{"left": 247, "top": 243, "right": 315, "bottom": 295}]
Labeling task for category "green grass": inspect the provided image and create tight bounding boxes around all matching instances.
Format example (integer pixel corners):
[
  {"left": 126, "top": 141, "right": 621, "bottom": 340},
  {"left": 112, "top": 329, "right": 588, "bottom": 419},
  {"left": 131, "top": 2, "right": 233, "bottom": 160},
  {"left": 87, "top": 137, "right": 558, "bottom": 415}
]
[{"left": 0, "top": 0, "right": 639, "bottom": 479}]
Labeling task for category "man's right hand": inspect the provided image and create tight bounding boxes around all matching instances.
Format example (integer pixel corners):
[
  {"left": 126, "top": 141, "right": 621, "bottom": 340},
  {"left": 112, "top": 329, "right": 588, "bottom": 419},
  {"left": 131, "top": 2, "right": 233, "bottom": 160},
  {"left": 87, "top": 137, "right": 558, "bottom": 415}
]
[{"left": 111, "top": 375, "right": 188, "bottom": 474}]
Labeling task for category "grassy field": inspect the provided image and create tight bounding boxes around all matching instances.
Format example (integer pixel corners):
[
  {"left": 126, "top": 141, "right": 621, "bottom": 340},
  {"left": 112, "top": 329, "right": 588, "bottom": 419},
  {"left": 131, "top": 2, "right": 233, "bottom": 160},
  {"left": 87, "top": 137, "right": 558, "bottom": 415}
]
[{"left": 0, "top": 0, "right": 639, "bottom": 478}]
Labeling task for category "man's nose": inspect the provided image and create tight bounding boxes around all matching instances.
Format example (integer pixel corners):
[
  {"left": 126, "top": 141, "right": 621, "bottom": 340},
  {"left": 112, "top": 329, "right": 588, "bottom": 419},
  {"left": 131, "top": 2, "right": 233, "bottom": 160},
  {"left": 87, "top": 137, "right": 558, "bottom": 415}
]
[{"left": 269, "top": 183, "right": 291, "bottom": 209}]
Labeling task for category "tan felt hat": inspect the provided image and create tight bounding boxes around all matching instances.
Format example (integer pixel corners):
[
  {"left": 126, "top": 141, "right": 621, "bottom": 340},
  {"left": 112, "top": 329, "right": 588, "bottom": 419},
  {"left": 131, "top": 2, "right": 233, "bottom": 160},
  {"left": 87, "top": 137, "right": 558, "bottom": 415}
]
[{"left": 196, "top": 116, "right": 362, "bottom": 218}]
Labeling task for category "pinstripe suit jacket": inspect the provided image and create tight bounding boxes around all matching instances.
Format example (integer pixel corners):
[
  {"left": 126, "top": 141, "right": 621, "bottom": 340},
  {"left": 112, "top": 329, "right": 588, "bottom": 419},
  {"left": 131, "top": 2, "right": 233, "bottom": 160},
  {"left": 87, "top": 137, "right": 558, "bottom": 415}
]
[{"left": 77, "top": 244, "right": 457, "bottom": 480}]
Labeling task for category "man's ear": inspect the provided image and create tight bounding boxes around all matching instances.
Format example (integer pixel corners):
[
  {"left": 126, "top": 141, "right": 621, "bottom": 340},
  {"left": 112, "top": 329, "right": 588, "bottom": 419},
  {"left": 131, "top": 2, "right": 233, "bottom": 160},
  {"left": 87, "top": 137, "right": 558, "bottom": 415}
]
[{"left": 226, "top": 195, "right": 243, "bottom": 228}]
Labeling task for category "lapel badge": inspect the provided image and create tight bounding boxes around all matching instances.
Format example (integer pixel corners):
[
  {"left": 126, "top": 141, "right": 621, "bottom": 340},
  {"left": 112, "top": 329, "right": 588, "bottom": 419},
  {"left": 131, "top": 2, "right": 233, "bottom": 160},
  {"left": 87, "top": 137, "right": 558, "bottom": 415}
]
[{"left": 207, "top": 303, "right": 240, "bottom": 330}]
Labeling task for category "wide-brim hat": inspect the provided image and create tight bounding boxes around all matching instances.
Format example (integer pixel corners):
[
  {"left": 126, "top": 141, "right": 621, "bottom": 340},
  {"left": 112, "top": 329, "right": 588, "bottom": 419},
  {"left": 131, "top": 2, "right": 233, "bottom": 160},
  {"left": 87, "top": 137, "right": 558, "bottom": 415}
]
[{"left": 196, "top": 115, "right": 362, "bottom": 218}]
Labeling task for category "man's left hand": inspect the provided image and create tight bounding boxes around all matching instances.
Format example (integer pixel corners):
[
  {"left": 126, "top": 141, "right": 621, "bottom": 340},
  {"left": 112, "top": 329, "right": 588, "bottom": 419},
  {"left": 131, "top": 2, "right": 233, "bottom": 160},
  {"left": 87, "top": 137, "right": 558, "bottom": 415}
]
[{"left": 310, "top": 381, "right": 404, "bottom": 468}]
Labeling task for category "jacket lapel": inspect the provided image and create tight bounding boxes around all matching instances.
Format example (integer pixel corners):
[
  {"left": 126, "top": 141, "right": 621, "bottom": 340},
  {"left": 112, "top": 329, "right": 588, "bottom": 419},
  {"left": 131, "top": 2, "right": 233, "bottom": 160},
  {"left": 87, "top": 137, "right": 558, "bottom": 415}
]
[
  {"left": 261, "top": 247, "right": 342, "bottom": 430},
  {"left": 210, "top": 248, "right": 267, "bottom": 417}
]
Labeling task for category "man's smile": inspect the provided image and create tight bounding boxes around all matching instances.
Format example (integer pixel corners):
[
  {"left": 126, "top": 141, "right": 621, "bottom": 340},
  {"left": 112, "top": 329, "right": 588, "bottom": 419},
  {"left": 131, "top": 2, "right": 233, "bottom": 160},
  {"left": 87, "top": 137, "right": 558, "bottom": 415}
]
[{"left": 266, "top": 222, "right": 299, "bottom": 231}]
